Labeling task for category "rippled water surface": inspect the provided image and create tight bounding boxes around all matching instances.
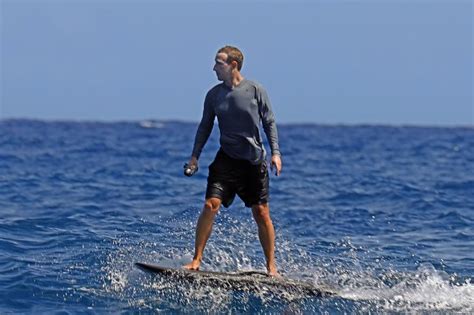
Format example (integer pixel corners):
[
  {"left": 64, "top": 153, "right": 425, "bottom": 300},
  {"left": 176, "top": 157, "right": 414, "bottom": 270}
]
[{"left": 1, "top": 120, "right": 473, "bottom": 313}]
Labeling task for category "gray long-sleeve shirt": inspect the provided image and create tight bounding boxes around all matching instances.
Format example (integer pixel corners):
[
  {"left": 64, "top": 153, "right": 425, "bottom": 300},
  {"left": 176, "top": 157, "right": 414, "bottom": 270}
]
[{"left": 191, "top": 79, "right": 280, "bottom": 164}]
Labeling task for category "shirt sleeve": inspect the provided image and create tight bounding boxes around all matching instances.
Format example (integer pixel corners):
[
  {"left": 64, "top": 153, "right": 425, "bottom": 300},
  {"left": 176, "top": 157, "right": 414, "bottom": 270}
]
[
  {"left": 256, "top": 85, "right": 281, "bottom": 156},
  {"left": 191, "top": 90, "right": 215, "bottom": 160}
]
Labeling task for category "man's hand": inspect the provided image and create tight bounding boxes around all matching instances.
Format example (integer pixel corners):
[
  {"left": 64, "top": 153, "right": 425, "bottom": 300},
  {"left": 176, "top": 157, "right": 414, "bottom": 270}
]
[
  {"left": 188, "top": 156, "right": 198, "bottom": 169},
  {"left": 184, "top": 156, "right": 199, "bottom": 177},
  {"left": 270, "top": 155, "right": 282, "bottom": 176}
]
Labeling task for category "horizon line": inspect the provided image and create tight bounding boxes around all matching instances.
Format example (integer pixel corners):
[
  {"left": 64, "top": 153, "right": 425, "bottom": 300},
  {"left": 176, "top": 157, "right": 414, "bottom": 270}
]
[{"left": 1, "top": 117, "right": 472, "bottom": 129}]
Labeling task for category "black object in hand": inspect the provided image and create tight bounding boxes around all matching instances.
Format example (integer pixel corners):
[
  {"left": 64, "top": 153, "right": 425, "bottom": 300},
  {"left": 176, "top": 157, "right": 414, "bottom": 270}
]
[{"left": 183, "top": 163, "right": 198, "bottom": 177}]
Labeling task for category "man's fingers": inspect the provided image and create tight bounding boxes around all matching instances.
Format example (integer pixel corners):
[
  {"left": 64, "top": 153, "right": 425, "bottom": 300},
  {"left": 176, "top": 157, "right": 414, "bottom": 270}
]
[{"left": 271, "top": 161, "right": 278, "bottom": 176}]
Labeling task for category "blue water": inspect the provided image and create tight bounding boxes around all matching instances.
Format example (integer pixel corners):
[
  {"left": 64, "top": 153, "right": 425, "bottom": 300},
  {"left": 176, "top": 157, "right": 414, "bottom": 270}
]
[{"left": 1, "top": 119, "right": 473, "bottom": 313}]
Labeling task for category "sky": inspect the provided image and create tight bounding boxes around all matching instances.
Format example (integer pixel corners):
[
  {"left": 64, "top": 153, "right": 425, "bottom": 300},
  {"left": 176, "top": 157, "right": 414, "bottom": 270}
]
[{"left": 1, "top": 0, "right": 472, "bottom": 125}]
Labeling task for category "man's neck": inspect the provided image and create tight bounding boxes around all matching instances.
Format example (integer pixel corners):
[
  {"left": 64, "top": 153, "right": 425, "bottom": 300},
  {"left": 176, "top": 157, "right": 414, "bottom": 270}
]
[{"left": 224, "top": 72, "right": 244, "bottom": 88}]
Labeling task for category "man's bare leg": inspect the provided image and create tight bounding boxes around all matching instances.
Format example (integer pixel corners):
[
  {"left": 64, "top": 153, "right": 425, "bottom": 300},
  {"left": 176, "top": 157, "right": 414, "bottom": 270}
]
[
  {"left": 251, "top": 203, "right": 279, "bottom": 277},
  {"left": 183, "top": 197, "right": 221, "bottom": 270}
]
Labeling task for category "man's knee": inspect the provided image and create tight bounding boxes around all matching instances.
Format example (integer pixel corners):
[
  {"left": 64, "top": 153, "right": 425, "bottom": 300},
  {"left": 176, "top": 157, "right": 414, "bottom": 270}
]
[
  {"left": 204, "top": 198, "right": 221, "bottom": 214},
  {"left": 252, "top": 203, "right": 272, "bottom": 224}
]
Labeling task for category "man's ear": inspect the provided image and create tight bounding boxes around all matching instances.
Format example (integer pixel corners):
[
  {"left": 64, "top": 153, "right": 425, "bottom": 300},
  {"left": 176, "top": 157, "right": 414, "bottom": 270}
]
[{"left": 231, "top": 60, "right": 239, "bottom": 70}]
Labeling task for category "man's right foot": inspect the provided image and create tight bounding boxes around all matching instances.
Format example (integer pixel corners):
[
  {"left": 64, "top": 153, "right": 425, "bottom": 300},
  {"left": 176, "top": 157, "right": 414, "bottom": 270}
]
[
  {"left": 183, "top": 260, "right": 200, "bottom": 271},
  {"left": 267, "top": 264, "right": 281, "bottom": 278},
  {"left": 268, "top": 270, "right": 281, "bottom": 278}
]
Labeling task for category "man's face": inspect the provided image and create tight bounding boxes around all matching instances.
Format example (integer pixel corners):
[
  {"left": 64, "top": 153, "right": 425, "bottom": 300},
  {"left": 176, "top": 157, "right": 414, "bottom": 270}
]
[{"left": 213, "top": 52, "right": 232, "bottom": 81}]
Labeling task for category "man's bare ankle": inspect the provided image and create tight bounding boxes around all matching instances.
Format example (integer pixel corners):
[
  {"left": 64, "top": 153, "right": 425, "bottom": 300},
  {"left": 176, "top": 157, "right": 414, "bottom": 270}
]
[{"left": 267, "top": 264, "right": 279, "bottom": 276}]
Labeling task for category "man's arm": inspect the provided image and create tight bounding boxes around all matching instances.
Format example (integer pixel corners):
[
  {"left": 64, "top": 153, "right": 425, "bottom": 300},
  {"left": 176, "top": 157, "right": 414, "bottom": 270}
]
[
  {"left": 188, "top": 91, "right": 215, "bottom": 168},
  {"left": 257, "top": 85, "right": 282, "bottom": 176}
]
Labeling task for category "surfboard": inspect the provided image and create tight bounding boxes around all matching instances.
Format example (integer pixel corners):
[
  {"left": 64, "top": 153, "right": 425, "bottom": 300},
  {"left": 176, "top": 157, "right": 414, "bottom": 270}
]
[{"left": 135, "top": 262, "right": 336, "bottom": 297}]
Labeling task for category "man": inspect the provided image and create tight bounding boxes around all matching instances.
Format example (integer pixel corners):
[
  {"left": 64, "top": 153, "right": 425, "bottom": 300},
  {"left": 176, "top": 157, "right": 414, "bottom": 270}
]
[{"left": 184, "top": 45, "right": 282, "bottom": 276}]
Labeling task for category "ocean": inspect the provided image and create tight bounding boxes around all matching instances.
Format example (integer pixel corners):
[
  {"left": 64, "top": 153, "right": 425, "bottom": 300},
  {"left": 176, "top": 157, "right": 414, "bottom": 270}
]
[{"left": 1, "top": 119, "right": 473, "bottom": 313}]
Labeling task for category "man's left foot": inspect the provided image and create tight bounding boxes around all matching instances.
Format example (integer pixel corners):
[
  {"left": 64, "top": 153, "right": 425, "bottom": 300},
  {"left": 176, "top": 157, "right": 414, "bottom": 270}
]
[{"left": 183, "top": 259, "right": 200, "bottom": 271}]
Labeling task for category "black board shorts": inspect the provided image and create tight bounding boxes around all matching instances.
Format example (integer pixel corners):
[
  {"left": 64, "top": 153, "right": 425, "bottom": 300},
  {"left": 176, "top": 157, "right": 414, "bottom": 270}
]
[{"left": 206, "top": 149, "right": 269, "bottom": 208}]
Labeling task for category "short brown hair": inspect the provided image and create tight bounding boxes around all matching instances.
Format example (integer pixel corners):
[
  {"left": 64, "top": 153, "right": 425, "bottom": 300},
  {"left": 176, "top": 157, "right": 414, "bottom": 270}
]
[{"left": 218, "top": 45, "right": 244, "bottom": 71}]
